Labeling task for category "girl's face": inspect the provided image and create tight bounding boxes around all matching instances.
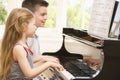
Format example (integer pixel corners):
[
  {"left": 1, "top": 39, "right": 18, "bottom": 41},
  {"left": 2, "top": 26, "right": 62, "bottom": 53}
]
[{"left": 25, "top": 18, "right": 37, "bottom": 38}]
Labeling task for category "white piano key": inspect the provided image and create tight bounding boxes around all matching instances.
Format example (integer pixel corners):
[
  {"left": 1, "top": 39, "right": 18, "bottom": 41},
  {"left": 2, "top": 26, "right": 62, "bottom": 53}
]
[{"left": 57, "top": 69, "right": 75, "bottom": 80}]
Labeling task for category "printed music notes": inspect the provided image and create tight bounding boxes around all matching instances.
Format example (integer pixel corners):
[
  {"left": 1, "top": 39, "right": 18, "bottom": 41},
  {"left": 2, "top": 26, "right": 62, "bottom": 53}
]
[{"left": 88, "top": 0, "right": 116, "bottom": 39}]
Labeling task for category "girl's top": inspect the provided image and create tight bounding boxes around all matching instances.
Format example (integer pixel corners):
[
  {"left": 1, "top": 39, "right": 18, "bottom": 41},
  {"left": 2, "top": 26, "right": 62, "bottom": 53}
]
[{"left": 8, "top": 43, "right": 42, "bottom": 80}]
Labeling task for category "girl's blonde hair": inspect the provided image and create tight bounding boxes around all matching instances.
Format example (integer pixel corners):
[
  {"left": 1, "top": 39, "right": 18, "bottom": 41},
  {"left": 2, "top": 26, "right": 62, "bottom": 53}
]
[{"left": 0, "top": 8, "right": 34, "bottom": 80}]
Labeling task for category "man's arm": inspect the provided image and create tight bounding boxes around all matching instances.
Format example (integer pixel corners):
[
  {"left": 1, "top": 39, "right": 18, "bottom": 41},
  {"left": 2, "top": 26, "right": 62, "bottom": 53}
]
[
  {"left": 33, "top": 55, "right": 60, "bottom": 67},
  {"left": 83, "top": 56, "right": 101, "bottom": 70}
]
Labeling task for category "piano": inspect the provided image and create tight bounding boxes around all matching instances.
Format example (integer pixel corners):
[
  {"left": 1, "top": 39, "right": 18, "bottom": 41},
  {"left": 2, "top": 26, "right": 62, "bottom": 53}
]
[
  {"left": 40, "top": 28, "right": 120, "bottom": 80},
  {"left": 39, "top": 1, "right": 120, "bottom": 79}
]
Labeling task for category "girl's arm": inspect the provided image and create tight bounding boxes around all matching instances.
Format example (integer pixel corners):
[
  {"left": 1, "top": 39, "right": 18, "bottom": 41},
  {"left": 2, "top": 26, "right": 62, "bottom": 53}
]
[
  {"left": 13, "top": 45, "right": 64, "bottom": 78},
  {"left": 33, "top": 55, "right": 60, "bottom": 65}
]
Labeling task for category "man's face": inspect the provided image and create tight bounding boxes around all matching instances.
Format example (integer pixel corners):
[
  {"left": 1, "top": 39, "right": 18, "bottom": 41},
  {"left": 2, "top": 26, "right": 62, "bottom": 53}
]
[{"left": 34, "top": 6, "right": 47, "bottom": 27}]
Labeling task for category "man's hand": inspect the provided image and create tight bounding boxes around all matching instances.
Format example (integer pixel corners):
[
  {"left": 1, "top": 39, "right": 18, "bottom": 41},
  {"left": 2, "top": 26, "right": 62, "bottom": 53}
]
[
  {"left": 33, "top": 55, "right": 60, "bottom": 67},
  {"left": 33, "top": 55, "right": 60, "bottom": 63},
  {"left": 83, "top": 56, "right": 101, "bottom": 70},
  {"left": 40, "top": 55, "right": 60, "bottom": 63}
]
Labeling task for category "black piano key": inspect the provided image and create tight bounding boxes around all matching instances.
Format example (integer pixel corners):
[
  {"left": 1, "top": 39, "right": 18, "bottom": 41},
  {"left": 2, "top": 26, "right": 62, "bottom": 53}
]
[
  {"left": 58, "top": 57, "right": 93, "bottom": 77},
  {"left": 69, "top": 59, "right": 96, "bottom": 76}
]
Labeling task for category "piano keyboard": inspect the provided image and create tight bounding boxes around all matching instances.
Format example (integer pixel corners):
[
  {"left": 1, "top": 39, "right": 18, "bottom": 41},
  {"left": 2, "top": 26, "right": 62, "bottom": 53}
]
[
  {"left": 58, "top": 57, "right": 96, "bottom": 79},
  {"left": 69, "top": 59, "right": 96, "bottom": 77}
]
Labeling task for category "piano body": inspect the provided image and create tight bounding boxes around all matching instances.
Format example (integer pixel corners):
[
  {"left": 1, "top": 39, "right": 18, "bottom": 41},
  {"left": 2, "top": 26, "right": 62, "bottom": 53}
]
[{"left": 40, "top": 28, "right": 120, "bottom": 80}]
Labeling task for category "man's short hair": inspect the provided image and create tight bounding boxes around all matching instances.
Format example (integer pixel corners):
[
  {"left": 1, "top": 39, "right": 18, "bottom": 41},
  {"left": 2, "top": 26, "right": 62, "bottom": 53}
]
[{"left": 22, "top": 0, "right": 49, "bottom": 13}]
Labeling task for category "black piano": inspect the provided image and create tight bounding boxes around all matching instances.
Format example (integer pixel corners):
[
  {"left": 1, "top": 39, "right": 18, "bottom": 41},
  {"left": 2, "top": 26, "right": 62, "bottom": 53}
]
[{"left": 42, "top": 28, "right": 120, "bottom": 80}]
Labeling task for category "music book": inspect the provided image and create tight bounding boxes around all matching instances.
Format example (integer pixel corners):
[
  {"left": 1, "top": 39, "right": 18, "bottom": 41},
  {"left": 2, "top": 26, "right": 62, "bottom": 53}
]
[{"left": 87, "top": 0, "right": 120, "bottom": 40}]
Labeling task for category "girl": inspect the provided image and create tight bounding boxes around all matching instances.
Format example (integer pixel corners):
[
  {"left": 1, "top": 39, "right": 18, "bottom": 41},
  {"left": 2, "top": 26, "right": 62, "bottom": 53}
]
[{"left": 0, "top": 8, "right": 64, "bottom": 80}]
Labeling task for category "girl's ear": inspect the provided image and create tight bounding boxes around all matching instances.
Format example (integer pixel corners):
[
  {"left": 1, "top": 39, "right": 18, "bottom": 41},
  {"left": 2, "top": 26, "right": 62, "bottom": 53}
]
[{"left": 21, "top": 22, "right": 28, "bottom": 32}]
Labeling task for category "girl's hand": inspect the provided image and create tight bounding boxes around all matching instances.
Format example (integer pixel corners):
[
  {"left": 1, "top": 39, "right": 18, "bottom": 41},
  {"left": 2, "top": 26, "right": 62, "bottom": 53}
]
[{"left": 48, "top": 61, "right": 64, "bottom": 71}]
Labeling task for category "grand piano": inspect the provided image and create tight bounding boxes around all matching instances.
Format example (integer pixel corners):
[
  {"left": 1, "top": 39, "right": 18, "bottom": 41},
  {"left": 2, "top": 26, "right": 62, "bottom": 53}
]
[
  {"left": 39, "top": 27, "right": 120, "bottom": 80},
  {"left": 39, "top": 0, "right": 120, "bottom": 79}
]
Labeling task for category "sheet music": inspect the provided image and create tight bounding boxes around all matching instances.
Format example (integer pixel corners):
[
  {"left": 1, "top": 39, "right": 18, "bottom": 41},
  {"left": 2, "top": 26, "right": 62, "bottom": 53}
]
[
  {"left": 88, "top": 0, "right": 116, "bottom": 39},
  {"left": 109, "top": 2, "right": 120, "bottom": 39}
]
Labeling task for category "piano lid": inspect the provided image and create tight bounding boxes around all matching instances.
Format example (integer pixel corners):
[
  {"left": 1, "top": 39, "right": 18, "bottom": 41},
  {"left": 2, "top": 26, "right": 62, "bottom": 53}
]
[{"left": 63, "top": 28, "right": 103, "bottom": 48}]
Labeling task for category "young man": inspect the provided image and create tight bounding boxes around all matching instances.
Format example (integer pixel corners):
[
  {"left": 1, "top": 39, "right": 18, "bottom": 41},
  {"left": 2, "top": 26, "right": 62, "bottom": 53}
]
[{"left": 22, "top": 0, "right": 60, "bottom": 66}]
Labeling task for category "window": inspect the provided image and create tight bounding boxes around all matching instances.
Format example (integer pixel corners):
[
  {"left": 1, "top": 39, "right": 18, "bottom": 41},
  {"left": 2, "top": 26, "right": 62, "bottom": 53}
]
[
  {"left": 44, "top": 0, "right": 93, "bottom": 30},
  {"left": 0, "top": 0, "right": 93, "bottom": 30},
  {"left": 0, "top": 1, "right": 7, "bottom": 25},
  {"left": 67, "top": 0, "right": 93, "bottom": 30},
  {"left": 44, "top": 0, "right": 57, "bottom": 28}
]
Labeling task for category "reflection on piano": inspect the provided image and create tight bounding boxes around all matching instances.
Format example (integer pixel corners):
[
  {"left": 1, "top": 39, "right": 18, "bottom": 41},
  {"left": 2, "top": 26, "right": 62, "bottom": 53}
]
[{"left": 42, "top": 28, "right": 120, "bottom": 80}]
